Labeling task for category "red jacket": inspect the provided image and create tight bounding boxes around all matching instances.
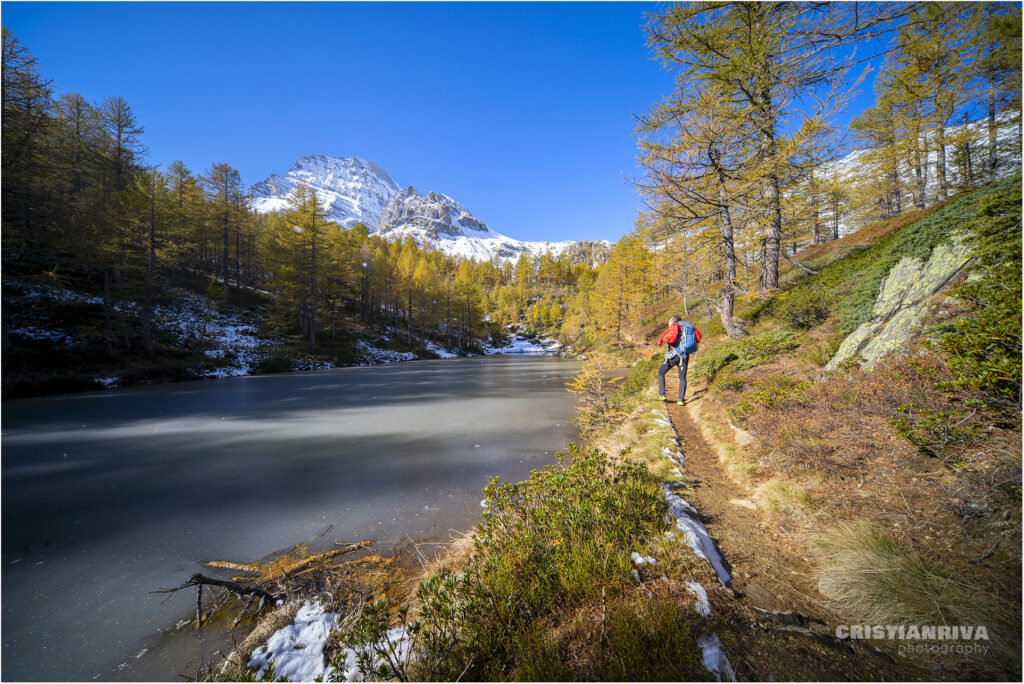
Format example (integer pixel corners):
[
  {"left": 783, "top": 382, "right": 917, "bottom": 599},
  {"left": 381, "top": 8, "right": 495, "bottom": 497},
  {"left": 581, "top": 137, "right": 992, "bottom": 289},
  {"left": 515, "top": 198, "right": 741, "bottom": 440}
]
[{"left": 658, "top": 323, "right": 701, "bottom": 346}]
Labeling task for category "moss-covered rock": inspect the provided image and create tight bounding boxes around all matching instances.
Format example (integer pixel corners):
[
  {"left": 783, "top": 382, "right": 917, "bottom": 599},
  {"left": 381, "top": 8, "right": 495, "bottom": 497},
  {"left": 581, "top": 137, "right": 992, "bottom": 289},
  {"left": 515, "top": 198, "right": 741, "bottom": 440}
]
[{"left": 826, "top": 235, "right": 975, "bottom": 370}]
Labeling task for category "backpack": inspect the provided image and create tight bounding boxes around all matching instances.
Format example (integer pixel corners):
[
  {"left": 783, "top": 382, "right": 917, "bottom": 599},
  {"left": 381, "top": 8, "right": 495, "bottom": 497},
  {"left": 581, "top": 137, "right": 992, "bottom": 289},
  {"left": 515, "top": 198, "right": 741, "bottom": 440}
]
[
  {"left": 666, "top": 322, "right": 698, "bottom": 361},
  {"left": 679, "top": 321, "right": 698, "bottom": 355}
]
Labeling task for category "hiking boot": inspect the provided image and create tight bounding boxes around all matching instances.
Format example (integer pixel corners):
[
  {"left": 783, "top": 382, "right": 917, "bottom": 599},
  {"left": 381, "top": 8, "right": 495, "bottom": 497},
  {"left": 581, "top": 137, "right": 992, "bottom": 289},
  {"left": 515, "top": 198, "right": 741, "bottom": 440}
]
[
  {"left": 677, "top": 400, "right": 685, "bottom": 406},
  {"left": 658, "top": 395, "right": 665, "bottom": 401}
]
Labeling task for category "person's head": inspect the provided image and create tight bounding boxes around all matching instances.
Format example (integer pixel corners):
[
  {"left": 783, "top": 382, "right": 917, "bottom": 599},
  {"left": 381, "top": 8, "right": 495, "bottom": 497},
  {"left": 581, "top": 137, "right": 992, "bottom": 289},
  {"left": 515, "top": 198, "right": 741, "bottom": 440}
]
[{"left": 670, "top": 315, "right": 680, "bottom": 325}]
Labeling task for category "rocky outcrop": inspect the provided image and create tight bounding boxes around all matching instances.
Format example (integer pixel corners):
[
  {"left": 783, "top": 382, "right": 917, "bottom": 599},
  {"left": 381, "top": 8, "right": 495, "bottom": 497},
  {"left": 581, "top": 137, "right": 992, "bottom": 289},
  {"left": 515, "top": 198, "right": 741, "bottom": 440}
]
[
  {"left": 378, "top": 187, "right": 490, "bottom": 239},
  {"left": 825, "top": 235, "right": 975, "bottom": 370}
]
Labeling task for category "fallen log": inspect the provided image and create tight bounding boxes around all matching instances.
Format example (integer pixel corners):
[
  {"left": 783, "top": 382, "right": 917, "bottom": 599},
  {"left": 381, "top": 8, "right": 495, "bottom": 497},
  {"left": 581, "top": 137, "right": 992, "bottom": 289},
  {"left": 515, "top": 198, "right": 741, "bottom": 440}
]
[
  {"left": 782, "top": 253, "right": 820, "bottom": 275},
  {"left": 204, "top": 560, "right": 262, "bottom": 574},
  {"left": 281, "top": 548, "right": 344, "bottom": 576}
]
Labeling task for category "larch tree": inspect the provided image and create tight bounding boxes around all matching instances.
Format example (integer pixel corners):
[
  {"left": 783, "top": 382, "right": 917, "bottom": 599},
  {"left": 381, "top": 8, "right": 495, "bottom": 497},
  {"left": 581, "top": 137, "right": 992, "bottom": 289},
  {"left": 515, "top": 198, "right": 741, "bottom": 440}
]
[
  {"left": 201, "top": 163, "right": 245, "bottom": 293},
  {"left": 644, "top": 2, "right": 901, "bottom": 291}
]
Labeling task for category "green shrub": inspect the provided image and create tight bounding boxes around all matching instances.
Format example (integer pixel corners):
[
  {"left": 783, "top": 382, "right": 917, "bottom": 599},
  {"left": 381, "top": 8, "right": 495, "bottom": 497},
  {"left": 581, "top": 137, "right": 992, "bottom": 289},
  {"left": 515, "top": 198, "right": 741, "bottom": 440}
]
[
  {"left": 693, "top": 341, "right": 741, "bottom": 384},
  {"left": 614, "top": 354, "right": 662, "bottom": 404},
  {"left": 336, "top": 447, "right": 668, "bottom": 681},
  {"left": 694, "top": 329, "right": 801, "bottom": 386},
  {"left": 775, "top": 289, "right": 831, "bottom": 329},
  {"left": 732, "top": 330, "right": 801, "bottom": 370},
  {"left": 890, "top": 405, "right": 982, "bottom": 468},
  {"left": 936, "top": 176, "right": 1022, "bottom": 407},
  {"left": 728, "top": 375, "right": 812, "bottom": 425}
]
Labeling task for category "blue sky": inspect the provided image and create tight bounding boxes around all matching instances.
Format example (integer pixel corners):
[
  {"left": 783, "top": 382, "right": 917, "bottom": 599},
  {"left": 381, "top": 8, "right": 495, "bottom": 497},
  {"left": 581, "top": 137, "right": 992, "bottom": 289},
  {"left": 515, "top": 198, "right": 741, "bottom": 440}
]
[{"left": 3, "top": 1, "right": 883, "bottom": 243}]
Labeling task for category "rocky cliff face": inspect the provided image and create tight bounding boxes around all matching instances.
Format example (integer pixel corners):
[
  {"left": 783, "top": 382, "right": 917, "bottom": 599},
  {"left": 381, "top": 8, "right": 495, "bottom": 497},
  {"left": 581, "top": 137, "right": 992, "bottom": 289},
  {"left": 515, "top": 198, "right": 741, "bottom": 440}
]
[{"left": 378, "top": 186, "right": 492, "bottom": 240}]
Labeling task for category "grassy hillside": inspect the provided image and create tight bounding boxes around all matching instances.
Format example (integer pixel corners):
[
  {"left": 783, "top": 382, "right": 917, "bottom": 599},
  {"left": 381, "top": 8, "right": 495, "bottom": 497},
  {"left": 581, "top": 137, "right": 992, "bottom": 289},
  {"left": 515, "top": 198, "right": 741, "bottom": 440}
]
[{"left": 682, "top": 175, "right": 1022, "bottom": 677}]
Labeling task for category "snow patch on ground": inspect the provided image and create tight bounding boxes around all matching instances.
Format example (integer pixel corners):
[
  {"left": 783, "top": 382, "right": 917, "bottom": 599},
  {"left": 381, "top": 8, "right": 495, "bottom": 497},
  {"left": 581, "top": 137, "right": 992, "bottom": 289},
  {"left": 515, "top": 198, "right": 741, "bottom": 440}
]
[
  {"left": 333, "top": 626, "right": 412, "bottom": 682},
  {"left": 355, "top": 340, "right": 416, "bottom": 365},
  {"left": 154, "top": 293, "right": 265, "bottom": 377},
  {"left": 631, "top": 552, "right": 657, "bottom": 565},
  {"left": 248, "top": 601, "right": 336, "bottom": 682},
  {"left": 653, "top": 405, "right": 730, "bottom": 586},
  {"left": 421, "top": 339, "right": 460, "bottom": 358},
  {"left": 3, "top": 280, "right": 103, "bottom": 307},
  {"left": 7, "top": 324, "right": 76, "bottom": 346},
  {"left": 686, "top": 580, "right": 712, "bottom": 617},
  {"left": 697, "top": 633, "right": 736, "bottom": 682},
  {"left": 663, "top": 486, "right": 732, "bottom": 587},
  {"left": 484, "top": 334, "right": 561, "bottom": 355}
]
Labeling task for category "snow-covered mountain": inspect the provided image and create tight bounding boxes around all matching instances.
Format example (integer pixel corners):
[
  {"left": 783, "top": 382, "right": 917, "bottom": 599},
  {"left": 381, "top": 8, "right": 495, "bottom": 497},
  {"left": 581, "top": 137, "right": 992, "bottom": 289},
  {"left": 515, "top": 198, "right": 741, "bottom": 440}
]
[
  {"left": 249, "top": 154, "right": 593, "bottom": 262},
  {"left": 376, "top": 186, "right": 580, "bottom": 261},
  {"left": 250, "top": 155, "right": 402, "bottom": 230}
]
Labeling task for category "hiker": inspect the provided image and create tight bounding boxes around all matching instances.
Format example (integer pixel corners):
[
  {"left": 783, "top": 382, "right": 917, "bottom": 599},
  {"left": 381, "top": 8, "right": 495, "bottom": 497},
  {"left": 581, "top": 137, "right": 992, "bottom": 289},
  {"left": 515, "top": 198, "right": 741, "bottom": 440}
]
[{"left": 657, "top": 315, "right": 701, "bottom": 405}]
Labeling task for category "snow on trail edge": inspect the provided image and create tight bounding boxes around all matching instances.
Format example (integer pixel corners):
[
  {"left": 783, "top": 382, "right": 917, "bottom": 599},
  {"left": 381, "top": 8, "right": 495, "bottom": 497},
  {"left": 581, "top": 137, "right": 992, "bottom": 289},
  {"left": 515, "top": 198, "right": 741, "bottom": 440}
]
[{"left": 697, "top": 634, "right": 737, "bottom": 682}]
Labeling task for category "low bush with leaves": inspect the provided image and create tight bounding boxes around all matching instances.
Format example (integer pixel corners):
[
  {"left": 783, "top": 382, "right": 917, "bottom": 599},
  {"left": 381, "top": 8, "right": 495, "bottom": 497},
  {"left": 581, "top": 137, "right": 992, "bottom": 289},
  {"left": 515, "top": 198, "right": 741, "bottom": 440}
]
[
  {"left": 334, "top": 448, "right": 670, "bottom": 681},
  {"left": 728, "top": 375, "right": 813, "bottom": 425},
  {"left": 935, "top": 175, "right": 1022, "bottom": 408},
  {"left": 693, "top": 328, "right": 801, "bottom": 386},
  {"left": 612, "top": 354, "right": 662, "bottom": 405}
]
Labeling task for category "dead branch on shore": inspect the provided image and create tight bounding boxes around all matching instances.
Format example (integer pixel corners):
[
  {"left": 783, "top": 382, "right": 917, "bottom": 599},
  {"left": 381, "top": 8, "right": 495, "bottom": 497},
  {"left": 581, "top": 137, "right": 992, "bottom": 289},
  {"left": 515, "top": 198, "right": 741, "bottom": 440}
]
[
  {"left": 154, "top": 540, "right": 393, "bottom": 632},
  {"left": 162, "top": 572, "right": 284, "bottom": 603}
]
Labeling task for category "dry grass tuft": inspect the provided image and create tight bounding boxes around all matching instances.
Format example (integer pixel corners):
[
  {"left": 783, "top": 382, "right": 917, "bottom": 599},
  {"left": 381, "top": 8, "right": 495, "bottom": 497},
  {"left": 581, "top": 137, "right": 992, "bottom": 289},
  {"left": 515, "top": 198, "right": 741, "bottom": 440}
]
[
  {"left": 418, "top": 532, "right": 476, "bottom": 578},
  {"left": 812, "top": 523, "right": 1020, "bottom": 674},
  {"left": 755, "top": 478, "right": 816, "bottom": 516}
]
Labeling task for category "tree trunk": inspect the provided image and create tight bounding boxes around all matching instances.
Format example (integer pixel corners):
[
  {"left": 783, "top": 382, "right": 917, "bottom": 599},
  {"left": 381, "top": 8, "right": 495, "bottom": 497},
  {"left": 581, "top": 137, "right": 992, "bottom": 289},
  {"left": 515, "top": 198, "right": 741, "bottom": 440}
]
[
  {"left": 141, "top": 175, "right": 157, "bottom": 356},
  {"left": 716, "top": 166, "right": 742, "bottom": 338},
  {"left": 912, "top": 130, "right": 926, "bottom": 209},
  {"left": 222, "top": 199, "right": 230, "bottom": 292},
  {"left": 758, "top": 83, "right": 782, "bottom": 291},
  {"left": 935, "top": 120, "right": 948, "bottom": 201},
  {"left": 810, "top": 170, "right": 823, "bottom": 244},
  {"left": 309, "top": 219, "right": 317, "bottom": 351},
  {"left": 987, "top": 71, "right": 998, "bottom": 180},
  {"left": 103, "top": 267, "right": 115, "bottom": 357}
]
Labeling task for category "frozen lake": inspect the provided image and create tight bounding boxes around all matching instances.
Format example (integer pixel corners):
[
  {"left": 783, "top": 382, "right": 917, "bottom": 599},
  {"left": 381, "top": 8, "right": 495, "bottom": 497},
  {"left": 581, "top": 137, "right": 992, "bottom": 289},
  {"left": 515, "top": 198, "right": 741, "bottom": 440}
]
[{"left": 1, "top": 356, "right": 581, "bottom": 681}]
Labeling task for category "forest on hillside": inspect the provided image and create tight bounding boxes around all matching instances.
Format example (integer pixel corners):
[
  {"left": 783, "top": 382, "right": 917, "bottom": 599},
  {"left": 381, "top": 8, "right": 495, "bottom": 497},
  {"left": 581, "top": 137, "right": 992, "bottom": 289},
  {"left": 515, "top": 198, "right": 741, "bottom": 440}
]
[
  {"left": 628, "top": 2, "right": 1021, "bottom": 341},
  {"left": 2, "top": 24, "right": 610, "bottom": 395},
  {"left": 3, "top": 2, "right": 1022, "bottom": 397}
]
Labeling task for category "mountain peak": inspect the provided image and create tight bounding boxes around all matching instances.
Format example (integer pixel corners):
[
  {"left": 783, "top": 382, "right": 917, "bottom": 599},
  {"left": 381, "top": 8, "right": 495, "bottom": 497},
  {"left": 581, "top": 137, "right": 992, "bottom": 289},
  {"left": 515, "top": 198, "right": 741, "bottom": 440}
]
[
  {"left": 250, "top": 154, "right": 594, "bottom": 262},
  {"left": 250, "top": 154, "right": 400, "bottom": 228}
]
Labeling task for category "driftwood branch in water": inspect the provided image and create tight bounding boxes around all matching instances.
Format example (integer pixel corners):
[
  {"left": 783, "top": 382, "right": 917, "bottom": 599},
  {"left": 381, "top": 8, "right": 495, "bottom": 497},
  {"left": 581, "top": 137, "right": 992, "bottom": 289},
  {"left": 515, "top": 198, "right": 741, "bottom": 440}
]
[
  {"left": 155, "top": 572, "right": 283, "bottom": 603},
  {"left": 202, "top": 540, "right": 373, "bottom": 579},
  {"left": 783, "top": 253, "right": 820, "bottom": 275}
]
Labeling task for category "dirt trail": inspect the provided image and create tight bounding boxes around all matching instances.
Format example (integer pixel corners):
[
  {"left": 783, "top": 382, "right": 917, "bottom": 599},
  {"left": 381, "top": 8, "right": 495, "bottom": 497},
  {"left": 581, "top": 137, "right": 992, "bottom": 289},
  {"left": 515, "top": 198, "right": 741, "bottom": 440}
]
[{"left": 660, "top": 388, "right": 941, "bottom": 681}]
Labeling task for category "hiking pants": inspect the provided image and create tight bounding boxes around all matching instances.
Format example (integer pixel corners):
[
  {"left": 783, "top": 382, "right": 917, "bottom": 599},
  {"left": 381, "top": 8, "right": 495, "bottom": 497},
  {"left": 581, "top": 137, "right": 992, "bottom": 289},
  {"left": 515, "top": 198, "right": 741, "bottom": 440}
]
[{"left": 658, "top": 354, "right": 688, "bottom": 402}]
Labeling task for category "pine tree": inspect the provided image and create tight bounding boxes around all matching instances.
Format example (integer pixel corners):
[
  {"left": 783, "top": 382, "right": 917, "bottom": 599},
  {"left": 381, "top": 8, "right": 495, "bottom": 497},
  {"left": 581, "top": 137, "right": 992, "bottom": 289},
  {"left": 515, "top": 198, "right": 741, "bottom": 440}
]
[
  {"left": 2, "top": 27, "right": 55, "bottom": 251},
  {"left": 201, "top": 163, "right": 244, "bottom": 293}
]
